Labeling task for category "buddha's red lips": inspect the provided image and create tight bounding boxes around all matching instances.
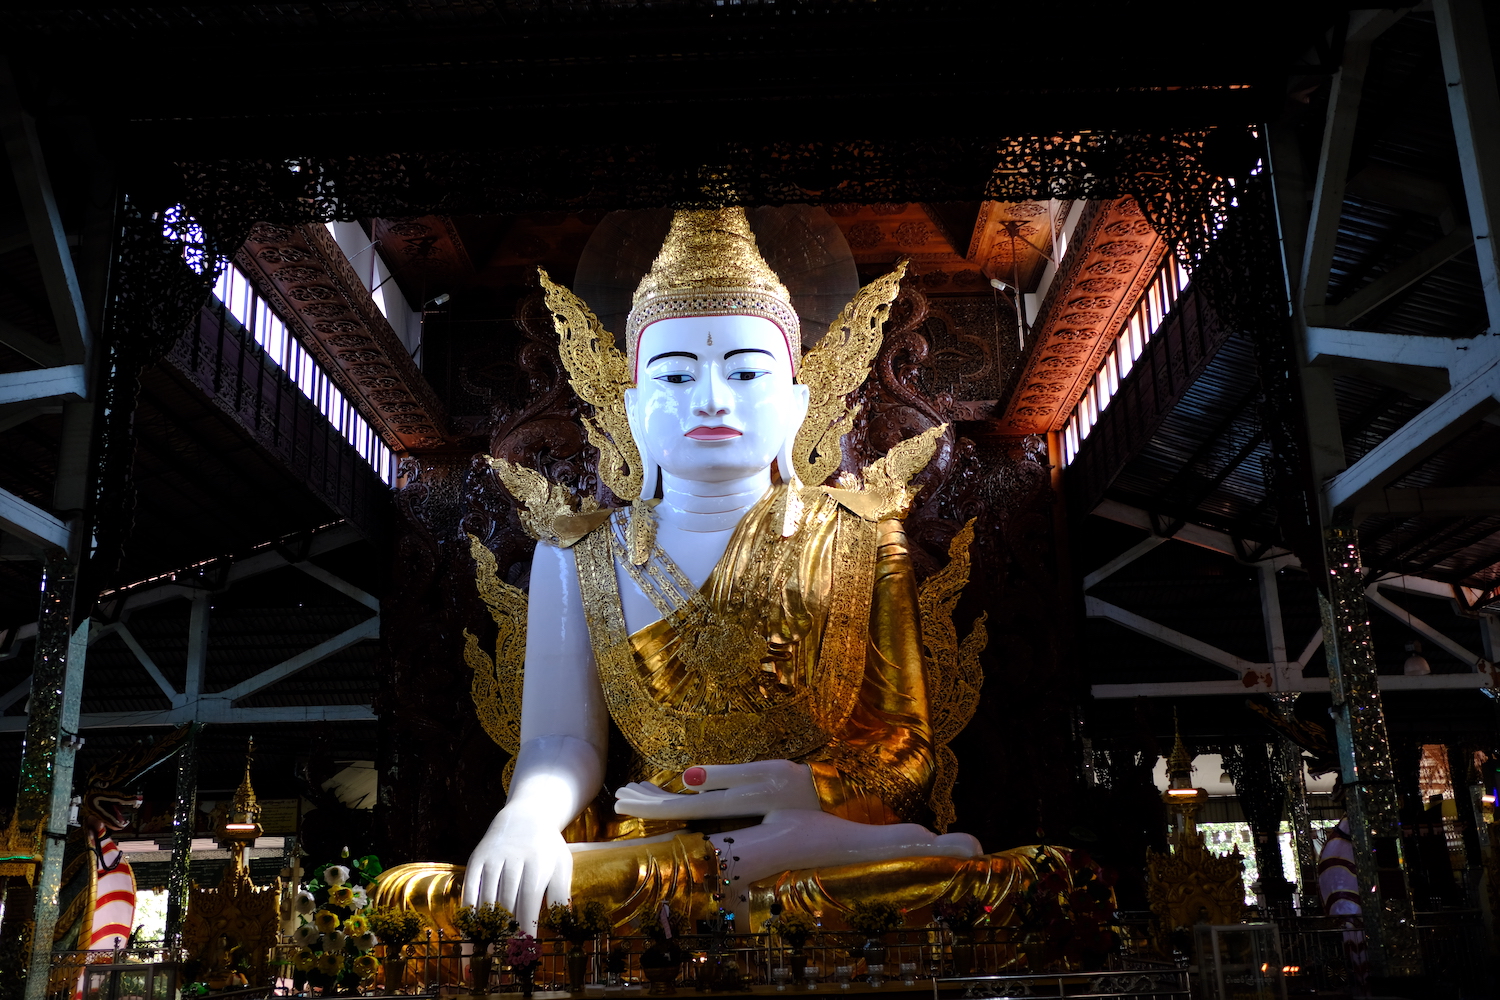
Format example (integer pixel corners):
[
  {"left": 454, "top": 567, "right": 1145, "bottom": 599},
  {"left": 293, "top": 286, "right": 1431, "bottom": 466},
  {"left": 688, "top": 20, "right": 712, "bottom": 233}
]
[{"left": 685, "top": 426, "right": 742, "bottom": 441}]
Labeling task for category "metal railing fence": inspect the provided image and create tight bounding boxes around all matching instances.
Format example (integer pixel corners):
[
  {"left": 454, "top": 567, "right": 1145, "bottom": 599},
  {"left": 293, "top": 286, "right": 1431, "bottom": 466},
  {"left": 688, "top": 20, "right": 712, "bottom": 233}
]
[
  {"left": 46, "top": 945, "right": 184, "bottom": 1000},
  {"left": 265, "top": 926, "right": 1133, "bottom": 995}
]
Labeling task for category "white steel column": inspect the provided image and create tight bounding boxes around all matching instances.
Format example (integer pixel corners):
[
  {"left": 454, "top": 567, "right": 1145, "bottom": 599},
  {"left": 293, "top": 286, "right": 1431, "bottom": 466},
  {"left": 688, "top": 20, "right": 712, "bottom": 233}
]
[{"left": 1435, "top": 0, "right": 1500, "bottom": 329}]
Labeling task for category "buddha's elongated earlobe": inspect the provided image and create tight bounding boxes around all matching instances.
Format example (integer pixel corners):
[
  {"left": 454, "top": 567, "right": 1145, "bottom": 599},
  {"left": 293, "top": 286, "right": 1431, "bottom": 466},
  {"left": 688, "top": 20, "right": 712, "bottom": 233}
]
[
  {"left": 637, "top": 452, "right": 661, "bottom": 503},
  {"left": 776, "top": 433, "right": 802, "bottom": 491},
  {"left": 623, "top": 385, "right": 660, "bottom": 503},
  {"left": 776, "top": 432, "right": 804, "bottom": 537}
]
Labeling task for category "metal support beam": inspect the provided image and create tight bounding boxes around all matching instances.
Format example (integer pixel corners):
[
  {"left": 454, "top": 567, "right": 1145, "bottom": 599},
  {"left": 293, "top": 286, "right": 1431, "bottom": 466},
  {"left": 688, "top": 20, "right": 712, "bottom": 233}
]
[
  {"left": 1259, "top": 564, "right": 1290, "bottom": 683},
  {"left": 104, "top": 522, "right": 363, "bottom": 615},
  {"left": 0, "top": 317, "right": 62, "bottom": 369},
  {"left": 1354, "top": 485, "right": 1500, "bottom": 524},
  {"left": 1322, "top": 226, "right": 1476, "bottom": 328},
  {"left": 0, "top": 673, "right": 30, "bottom": 712},
  {"left": 0, "top": 483, "right": 70, "bottom": 553},
  {"left": 1295, "top": 629, "right": 1324, "bottom": 670},
  {"left": 1378, "top": 572, "right": 1480, "bottom": 602},
  {"left": 1091, "top": 499, "right": 1300, "bottom": 568},
  {"left": 1093, "top": 678, "right": 1325, "bottom": 698},
  {"left": 52, "top": 401, "right": 93, "bottom": 515},
  {"left": 1091, "top": 673, "right": 1493, "bottom": 699},
  {"left": 1085, "top": 596, "right": 1258, "bottom": 678},
  {"left": 1302, "top": 33, "right": 1374, "bottom": 313},
  {"left": 214, "top": 616, "right": 379, "bottom": 704},
  {"left": 0, "top": 703, "right": 377, "bottom": 732},
  {"left": 17, "top": 556, "right": 88, "bottom": 1000},
  {"left": 181, "top": 594, "right": 207, "bottom": 706},
  {"left": 116, "top": 622, "right": 177, "bottom": 701},
  {"left": 0, "top": 402, "right": 61, "bottom": 435},
  {"left": 0, "top": 63, "right": 91, "bottom": 367},
  {"left": 1436, "top": 0, "right": 1500, "bottom": 329},
  {"left": 0, "top": 366, "right": 84, "bottom": 406},
  {"left": 162, "top": 723, "right": 197, "bottom": 947},
  {"left": 1365, "top": 584, "right": 1486, "bottom": 669},
  {"left": 1082, "top": 535, "right": 1165, "bottom": 591},
  {"left": 1306, "top": 326, "right": 1476, "bottom": 372},
  {"left": 1324, "top": 356, "right": 1500, "bottom": 513},
  {"left": 1274, "top": 45, "right": 1353, "bottom": 519},
  {"left": 1320, "top": 526, "right": 1399, "bottom": 973},
  {"left": 294, "top": 562, "right": 379, "bottom": 612},
  {"left": 1272, "top": 692, "right": 1322, "bottom": 910},
  {"left": 0, "top": 227, "right": 77, "bottom": 257}
]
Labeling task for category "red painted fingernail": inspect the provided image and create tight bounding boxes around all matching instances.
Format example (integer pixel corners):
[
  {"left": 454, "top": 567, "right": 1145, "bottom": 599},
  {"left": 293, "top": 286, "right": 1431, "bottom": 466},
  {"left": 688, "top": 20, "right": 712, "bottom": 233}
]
[{"left": 684, "top": 767, "right": 707, "bottom": 786}]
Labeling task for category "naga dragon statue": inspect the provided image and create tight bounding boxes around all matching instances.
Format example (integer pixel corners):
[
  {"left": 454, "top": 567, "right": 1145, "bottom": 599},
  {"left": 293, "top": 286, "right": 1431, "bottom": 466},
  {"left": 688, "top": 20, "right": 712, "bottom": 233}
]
[{"left": 52, "top": 726, "right": 191, "bottom": 970}]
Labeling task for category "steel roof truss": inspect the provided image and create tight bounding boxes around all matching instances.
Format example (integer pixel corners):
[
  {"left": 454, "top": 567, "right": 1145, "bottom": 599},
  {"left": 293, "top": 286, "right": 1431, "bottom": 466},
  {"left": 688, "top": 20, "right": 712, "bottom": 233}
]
[{"left": 1436, "top": 0, "right": 1500, "bottom": 330}]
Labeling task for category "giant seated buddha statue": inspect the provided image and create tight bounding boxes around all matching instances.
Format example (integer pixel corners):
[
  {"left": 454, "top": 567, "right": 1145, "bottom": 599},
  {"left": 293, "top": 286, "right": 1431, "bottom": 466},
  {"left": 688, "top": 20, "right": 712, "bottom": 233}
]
[{"left": 376, "top": 208, "right": 1071, "bottom": 935}]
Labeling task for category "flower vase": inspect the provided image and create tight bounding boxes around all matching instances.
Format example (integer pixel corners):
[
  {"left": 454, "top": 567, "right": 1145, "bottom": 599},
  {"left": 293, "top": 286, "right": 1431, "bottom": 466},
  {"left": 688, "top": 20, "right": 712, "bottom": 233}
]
[
  {"left": 517, "top": 964, "right": 537, "bottom": 1000},
  {"left": 642, "top": 944, "right": 680, "bottom": 996},
  {"left": 567, "top": 949, "right": 588, "bottom": 992},
  {"left": 861, "top": 937, "right": 887, "bottom": 968},
  {"left": 385, "top": 957, "right": 407, "bottom": 994},
  {"left": 950, "top": 932, "right": 975, "bottom": 976},
  {"left": 788, "top": 949, "right": 807, "bottom": 983},
  {"left": 644, "top": 966, "right": 678, "bottom": 996},
  {"left": 469, "top": 953, "right": 494, "bottom": 997}
]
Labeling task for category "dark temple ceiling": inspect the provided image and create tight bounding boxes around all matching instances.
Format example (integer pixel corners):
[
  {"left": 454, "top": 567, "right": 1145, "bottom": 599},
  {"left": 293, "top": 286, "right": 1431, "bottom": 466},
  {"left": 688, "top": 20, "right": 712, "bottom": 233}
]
[{"left": 5, "top": 2, "right": 1339, "bottom": 161}]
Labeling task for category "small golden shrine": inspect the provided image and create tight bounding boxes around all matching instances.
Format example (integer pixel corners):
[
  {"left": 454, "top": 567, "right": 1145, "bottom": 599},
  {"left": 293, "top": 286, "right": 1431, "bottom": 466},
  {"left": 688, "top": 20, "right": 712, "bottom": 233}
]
[
  {"left": 182, "top": 739, "right": 280, "bottom": 990},
  {"left": 0, "top": 808, "right": 43, "bottom": 883},
  {"left": 1145, "top": 720, "right": 1245, "bottom": 941}
]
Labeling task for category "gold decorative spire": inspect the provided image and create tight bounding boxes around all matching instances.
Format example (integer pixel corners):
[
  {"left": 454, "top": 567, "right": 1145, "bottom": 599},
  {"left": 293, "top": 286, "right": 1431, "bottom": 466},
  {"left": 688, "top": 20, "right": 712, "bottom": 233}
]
[
  {"left": 1167, "top": 710, "right": 1193, "bottom": 789},
  {"left": 626, "top": 208, "right": 801, "bottom": 376},
  {"left": 221, "top": 738, "right": 263, "bottom": 871},
  {"left": 230, "top": 737, "right": 261, "bottom": 826}
]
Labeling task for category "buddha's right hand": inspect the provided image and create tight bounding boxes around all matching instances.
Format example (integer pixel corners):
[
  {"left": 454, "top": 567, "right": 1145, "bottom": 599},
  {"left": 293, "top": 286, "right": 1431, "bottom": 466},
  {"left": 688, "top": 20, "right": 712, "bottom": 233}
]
[
  {"left": 615, "top": 759, "right": 821, "bottom": 819},
  {"left": 462, "top": 806, "right": 575, "bottom": 931}
]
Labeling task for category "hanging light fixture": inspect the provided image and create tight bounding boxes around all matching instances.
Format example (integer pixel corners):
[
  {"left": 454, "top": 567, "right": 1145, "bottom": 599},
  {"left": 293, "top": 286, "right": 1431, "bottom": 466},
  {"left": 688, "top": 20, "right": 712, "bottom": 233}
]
[{"left": 1403, "top": 639, "right": 1431, "bottom": 676}]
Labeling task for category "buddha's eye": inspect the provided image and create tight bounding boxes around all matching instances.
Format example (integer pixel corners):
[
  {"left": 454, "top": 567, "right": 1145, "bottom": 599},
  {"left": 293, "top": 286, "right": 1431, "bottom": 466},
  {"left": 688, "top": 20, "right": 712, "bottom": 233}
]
[
  {"left": 655, "top": 373, "right": 694, "bottom": 384},
  {"left": 728, "top": 370, "right": 769, "bottom": 381}
]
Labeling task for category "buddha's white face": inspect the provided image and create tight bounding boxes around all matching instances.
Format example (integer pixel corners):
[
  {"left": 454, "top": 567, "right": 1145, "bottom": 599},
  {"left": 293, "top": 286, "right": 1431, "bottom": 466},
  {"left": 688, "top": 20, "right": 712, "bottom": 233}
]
[{"left": 625, "top": 315, "right": 809, "bottom": 489}]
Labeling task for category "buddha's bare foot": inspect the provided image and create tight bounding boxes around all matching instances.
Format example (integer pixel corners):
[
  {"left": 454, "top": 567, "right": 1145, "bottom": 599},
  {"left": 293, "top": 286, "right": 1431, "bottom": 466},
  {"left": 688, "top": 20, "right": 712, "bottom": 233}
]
[
  {"left": 709, "top": 812, "right": 982, "bottom": 925},
  {"left": 936, "top": 832, "right": 983, "bottom": 857},
  {"left": 715, "top": 810, "right": 982, "bottom": 886}
]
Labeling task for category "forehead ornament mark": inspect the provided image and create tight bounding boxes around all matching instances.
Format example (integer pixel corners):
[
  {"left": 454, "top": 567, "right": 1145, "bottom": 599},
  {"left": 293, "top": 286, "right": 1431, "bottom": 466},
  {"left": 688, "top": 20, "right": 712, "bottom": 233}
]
[{"left": 707, "top": 332, "right": 713, "bottom": 346}]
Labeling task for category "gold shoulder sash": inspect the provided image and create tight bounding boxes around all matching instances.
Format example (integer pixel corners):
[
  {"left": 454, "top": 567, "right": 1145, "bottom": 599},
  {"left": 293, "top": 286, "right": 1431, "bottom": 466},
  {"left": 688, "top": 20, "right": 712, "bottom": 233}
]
[{"left": 573, "top": 487, "right": 878, "bottom": 772}]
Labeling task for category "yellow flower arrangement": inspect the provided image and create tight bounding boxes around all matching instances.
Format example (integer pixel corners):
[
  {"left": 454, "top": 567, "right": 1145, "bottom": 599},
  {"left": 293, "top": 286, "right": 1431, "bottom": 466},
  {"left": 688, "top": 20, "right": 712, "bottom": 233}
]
[
  {"left": 453, "top": 903, "right": 517, "bottom": 946},
  {"left": 343, "top": 914, "right": 369, "bottom": 936},
  {"left": 328, "top": 886, "right": 355, "bottom": 907},
  {"left": 314, "top": 910, "right": 341, "bottom": 933},
  {"left": 352, "top": 955, "right": 379, "bottom": 977},
  {"left": 293, "top": 950, "right": 316, "bottom": 972},
  {"left": 316, "top": 952, "right": 344, "bottom": 977},
  {"left": 367, "top": 908, "right": 426, "bottom": 949}
]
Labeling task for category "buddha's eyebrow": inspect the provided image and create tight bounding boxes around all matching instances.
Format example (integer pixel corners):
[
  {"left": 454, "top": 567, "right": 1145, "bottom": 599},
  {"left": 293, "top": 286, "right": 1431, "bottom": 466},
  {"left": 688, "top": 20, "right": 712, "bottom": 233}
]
[
  {"left": 724, "top": 348, "right": 774, "bottom": 360},
  {"left": 648, "top": 351, "right": 698, "bottom": 364}
]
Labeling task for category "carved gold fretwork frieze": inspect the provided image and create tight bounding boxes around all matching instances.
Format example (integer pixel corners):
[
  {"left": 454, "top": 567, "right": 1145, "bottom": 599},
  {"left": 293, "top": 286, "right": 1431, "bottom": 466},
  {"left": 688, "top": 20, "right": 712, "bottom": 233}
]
[
  {"left": 999, "top": 198, "right": 1167, "bottom": 435},
  {"left": 0, "top": 808, "right": 43, "bottom": 883},
  {"left": 182, "top": 866, "right": 282, "bottom": 989},
  {"left": 236, "top": 222, "right": 450, "bottom": 451},
  {"left": 1146, "top": 835, "right": 1245, "bottom": 936}
]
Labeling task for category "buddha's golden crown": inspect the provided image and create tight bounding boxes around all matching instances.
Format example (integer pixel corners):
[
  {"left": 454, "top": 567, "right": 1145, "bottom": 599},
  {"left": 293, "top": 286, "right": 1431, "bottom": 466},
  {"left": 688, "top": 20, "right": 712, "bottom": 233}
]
[{"left": 626, "top": 207, "right": 801, "bottom": 377}]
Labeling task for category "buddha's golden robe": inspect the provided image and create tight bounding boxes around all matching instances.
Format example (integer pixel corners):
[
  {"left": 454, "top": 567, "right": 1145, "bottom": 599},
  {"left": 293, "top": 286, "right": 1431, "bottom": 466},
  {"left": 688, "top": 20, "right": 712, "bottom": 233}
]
[
  {"left": 379, "top": 484, "right": 1054, "bottom": 932},
  {"left": 570, "top": 484, "right": 935, "bottom": 835}
]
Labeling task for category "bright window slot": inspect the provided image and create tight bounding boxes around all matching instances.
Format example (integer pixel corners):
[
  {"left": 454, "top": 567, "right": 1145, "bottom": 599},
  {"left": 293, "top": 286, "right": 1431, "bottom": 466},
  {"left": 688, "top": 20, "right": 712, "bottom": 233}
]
[
  {"left": 1061, "top": 254, "right": 1192, "bottom": 467},
  {"left": 210, "top": 261, "right": 396, "bottom": 485}
]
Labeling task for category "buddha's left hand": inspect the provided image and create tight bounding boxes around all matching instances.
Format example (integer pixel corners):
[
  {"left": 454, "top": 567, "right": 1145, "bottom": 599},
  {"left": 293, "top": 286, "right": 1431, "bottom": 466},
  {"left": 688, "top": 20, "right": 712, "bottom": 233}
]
[{"left": 614, "top": 760, "right": 821, "bottom": 819}]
